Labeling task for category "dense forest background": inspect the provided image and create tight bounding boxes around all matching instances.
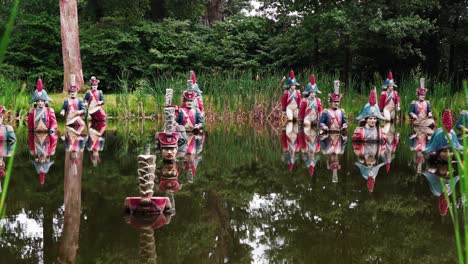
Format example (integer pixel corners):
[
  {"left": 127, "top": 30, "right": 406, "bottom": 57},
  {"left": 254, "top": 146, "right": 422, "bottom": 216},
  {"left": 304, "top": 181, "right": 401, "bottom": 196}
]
[{"left": 0, "top": 0, "right": 467, "bottom": 92}]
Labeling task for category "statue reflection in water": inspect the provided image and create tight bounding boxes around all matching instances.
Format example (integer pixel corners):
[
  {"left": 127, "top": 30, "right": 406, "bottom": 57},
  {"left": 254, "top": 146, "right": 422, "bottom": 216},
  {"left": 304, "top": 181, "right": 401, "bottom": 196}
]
[
  {"left": 0, "top": 105, "right": 16, "bottom": 192},
  {"left": 319, "top": 133, "right": 347, "bottom": 183},
  {"left": 408, "top": 126, "right": 434, "bottom": 174},
  {"left": 422, "top": 109, "right": 463, "bottom": 216},
  {"left": 281, "top": 122, "right": 300, "bottom": 172},
  {"left": 86, "top": 121, "right": 107, "bottom": 167},
  {"left": 381, "top": 121, "right": 399, "bottom": 174},
  {"left": 28, "top": 132, "right": 58, "bottom": 186},
  {"left": 57, "top": 125, "right": 85, "bottom": 263},
  {"left": 298, "top": 126, "right": 320, "bottom": 177}
]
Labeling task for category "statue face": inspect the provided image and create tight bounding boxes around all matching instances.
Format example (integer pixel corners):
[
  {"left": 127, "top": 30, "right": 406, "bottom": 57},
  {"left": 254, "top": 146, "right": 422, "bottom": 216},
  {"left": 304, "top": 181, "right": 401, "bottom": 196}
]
[
  {"left": 91, "top": 85, "right": 98, "bottom": 90},
  {"left": 387, "top": 85, "right": 394, "bottom": 91},
  {"left": 185, "top": 100, "right": 194, "bottom": 108},
  {"left": 418, "top": 94, "right": 425, "bottom": 101},
  {"left": 331, "top": 101, "right": 340, "bottom": 109},
  {"left": 439, "top": 148, "right": 453, "bottom": 161},
  {"left": 161, "top": 147, "right": 176, "bottom": 160},
  {"left": 37, "top": 100, "right": 45, "bottom": 109},
  {"left": 365, "top": 155, "right": 377, "bottom": 167},
  {"left": 290, "top": 85, "right": 296, "bottom": 90},
  {"left": 366, "top": 116, "right": 377, "bottom": 128},
  {"left": 70, "top": 91, "right": 77, "bottom": 98},
  {"left": 310, "top": 91, "right": 316, "bottom": 98}
]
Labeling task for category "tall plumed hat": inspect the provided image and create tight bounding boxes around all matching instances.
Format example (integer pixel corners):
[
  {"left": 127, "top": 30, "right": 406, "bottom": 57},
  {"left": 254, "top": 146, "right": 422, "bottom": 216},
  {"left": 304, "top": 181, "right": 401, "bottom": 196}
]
[
  {"left": 328, "top": 80, "right": 342, "bottom": 102},
  {"left": 382, "top": 71, "right": 397, "bottom": 88},
  {"left": 417, "top": 78, "right": 427, "bottom": 95},
  {"left": 182, "top": 90, "right": 196, "bottom": 101},
  {"left": 303, "top": 74, "right": 321, "bottom": 95},
  {"left": 356, "top": 88, "right": 385, "bottom": 120},
  {"left": 423, "top": 110, "right": 463, "bottom": 153},
  {"left": 29, "top": 79, "right": 53, "bottom": 103},
  {"left": 189, "top": 70, "right": 203, "bottom": 95},
  {"left": 69, "top": 74, "right": 78, "bottom": 93},
  {"left": 157, "top": 132, "right": 181, "bottom": 148},
  {"left": 284, "top": 70, "right": 300, "bottom": 88},
  {"left": 90, "top": 76, "right": 100, "bottom": 86}
]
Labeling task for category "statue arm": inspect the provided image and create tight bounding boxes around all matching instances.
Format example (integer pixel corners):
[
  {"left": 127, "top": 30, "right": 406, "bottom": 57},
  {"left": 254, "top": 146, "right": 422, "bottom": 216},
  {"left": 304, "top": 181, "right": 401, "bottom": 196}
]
[
  {"left": 319, "top": 111, "right": 328, "bottom": 130},
  {"left": 379, "top": 93, "right": 385, "bottom": 111},
  {"left": 298, "top": 101, "right": 306, "bottom": 121},
  {"left": 281, "top": 93, "right": 287, "bottom": 112},
  {"left": 195, "top": 111, "right": 203, "bottom": 128},
  {"left": 351, "top": 127, "right": 363, "bottom": 142},
  {"left": 84, "top": 92, "right": 90, "bottom": 103},
  {"left": 27, "top": 110, "right": 34, "bottom": 131},
  {"left": 427, "top": 101, "right": 432, "bottom": 117},
  {"left": 317, "top": 98, "right": 323, "bottom": 116},
  {"left": 99, "top": 90, "right": 105, "bottom": 105},
  {"left": 60, "top": 99, "right": 68, "bottom": 116},
  {"left": 48, "top": 108, "right": 58, "bottom": 132},
  {"left": 408, "top": 103, "right": 417, "bottom": 119}
]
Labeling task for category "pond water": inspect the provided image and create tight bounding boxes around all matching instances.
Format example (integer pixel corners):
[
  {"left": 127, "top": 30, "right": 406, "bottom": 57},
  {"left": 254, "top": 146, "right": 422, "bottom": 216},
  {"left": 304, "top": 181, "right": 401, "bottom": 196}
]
[{"left": 0, "top": 121, "right": 458, "bottom": 263}]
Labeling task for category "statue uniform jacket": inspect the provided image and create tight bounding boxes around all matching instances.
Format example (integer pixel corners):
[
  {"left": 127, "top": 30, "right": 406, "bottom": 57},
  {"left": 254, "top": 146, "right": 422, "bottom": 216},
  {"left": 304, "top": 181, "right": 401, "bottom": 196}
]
[
  {"left": 319, "top": 109, "right": 348, "bottom": 131},
  {"left": 27, "top": 108, "right": 58, "bottom": 132},
  {"left": 352, "top": 126, "right": 386, "bottom": 143},
  {"left": 298, "top": 97, "right": 323, "bottom": 121},
  {"left": 0, "top": 125, "right": 16, "bottom": 142},
  {"left": 176, "top": 108, "right": 203, "bottom": 129},
  {"left": 61, "top": 98, "right": 85, "bottom": 115},
  {"left": 378, "top": 90, "right": 400, "bottom": 111},
  {"left": 408, "top": 100, "right": 432, "bottom": 119},
  {"left": 281, "top": 90, "right": 301, "bottom": 111}
]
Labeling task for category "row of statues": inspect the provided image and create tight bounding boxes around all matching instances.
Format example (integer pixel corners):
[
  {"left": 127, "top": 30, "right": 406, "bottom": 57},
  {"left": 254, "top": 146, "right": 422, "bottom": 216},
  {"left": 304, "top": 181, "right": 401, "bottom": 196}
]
[
  {"left": 281, "top": 70, "right": 467, "bottom": 135},
  {"left": 27, "top": 76, "right": 107, "bottom": 133}
]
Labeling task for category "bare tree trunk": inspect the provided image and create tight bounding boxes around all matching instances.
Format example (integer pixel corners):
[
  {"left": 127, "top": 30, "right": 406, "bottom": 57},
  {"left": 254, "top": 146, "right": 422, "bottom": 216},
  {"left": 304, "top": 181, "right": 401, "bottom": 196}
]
[
  {"left": 206, "top": 0, "right": 224, "bottom": 25},
  {"left": 60, "top": 0, "right": 84, "bottom": 93}
]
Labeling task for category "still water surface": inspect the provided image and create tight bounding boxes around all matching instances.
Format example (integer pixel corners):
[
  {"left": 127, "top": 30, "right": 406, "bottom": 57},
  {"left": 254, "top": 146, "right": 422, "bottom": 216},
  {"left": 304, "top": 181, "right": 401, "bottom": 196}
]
[{"left": 0, "top": 121, "right": 457, "bottom": 263}]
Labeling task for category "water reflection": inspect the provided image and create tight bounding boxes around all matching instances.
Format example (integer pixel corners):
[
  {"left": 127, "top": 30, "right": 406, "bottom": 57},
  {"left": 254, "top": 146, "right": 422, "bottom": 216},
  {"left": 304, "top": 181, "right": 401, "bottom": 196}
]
[
  {"left": 352, "top": 142, "right": 386, "bottom": 192},
  {"left": 181, "top": 132, "right": 204, "bottom": 183},
  {"left": 320, "top": 133, "right": 347, "bottom": 183},
  {"left": 381, "top": 122, "right": 400, "bottom": 173},
  {"left": 57, "top": 128, "right": 84, "bottom": 263},
  {"left": 28, "top": 132, "right": 58, "bottom": 186},
  {"left": 408, "top": 126, "right": 434, "bottom": 174},
  {"left": 281, "top": 122, "right": 299, "bottom": 171},
  {"left": 299, "top": 126, "right": 320, "bottom": 176},
  {"left": 86, "top": 122, "right": 107, "bottom": 167},
  {"left": 0, "top": 140, "right": 15, "bottom": 193}
]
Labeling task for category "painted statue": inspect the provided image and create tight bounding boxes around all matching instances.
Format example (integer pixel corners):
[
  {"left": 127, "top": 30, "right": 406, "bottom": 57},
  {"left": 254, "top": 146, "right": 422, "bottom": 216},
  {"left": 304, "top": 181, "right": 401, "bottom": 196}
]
[
  {"left": 320, "top": 133, "right": 347, "bottom": 183},
  {"left": 60, "top": 78, "right": 86, "bottom": 127},
  {"left": 299, "top": 74, "right": 323, "bottom": 127},
  {"left": 124, "top": 145, "right": 173, "bottom": 215},
  {"left": 156, "top": 132, "right": 182, "bottom": 162},
  {"left": 176, "top": 91, "right": 203, "bottom": 133},
  {"left": 353, "top": 142, "right": 386, "bottom": 193},
  {"left": 423, "top": 109, "right": 463, "bottom": 158},
  {"left": 352, "top": 88, "right": 386, "bottom": 142},
  {"left": 379, "top": 71, "right": 400, "bottom": 121},
  {"left": 456, "top": 110, "right": 468, "bottom": 138},
  {"left": 282, "top": 70, "right": 302, "bottom": 121},
  {"left": 319, "top": 80, "right": 348, "bottom": 133},
  {"left": 298, "top": 126, "right": 320, "bottom": 176},
  {"left": 408, "top": 126, "right": 434, "bottom": 174},
  {"left": 182, "top": 132, "right": 204, "bottom": 183},
  {"left": 28, "top": 132, "right": 58, "bottom": 186},
  {"left": 163, "top": 88, "right": 188, "bottom": 154},
  {"left": 0, "top": 106, "right": 16, "bottom": 142},
  {"left": 408, "top": 78, "right": 435, "bottom": 128},
  {"left": 282, "top": 122, "right": 300, "bottom": 171},
  {"left": 27, "top": 79, "right": 58, "bottom": 133},
  {"left": 84, "top": 76, "right": 106, "bottom": 121},
  {"left": 182, "top": 71, "right": 204, "bottom": 114},
  {"left": 86, "top": 121, "right": 107, "bottom": 167}
]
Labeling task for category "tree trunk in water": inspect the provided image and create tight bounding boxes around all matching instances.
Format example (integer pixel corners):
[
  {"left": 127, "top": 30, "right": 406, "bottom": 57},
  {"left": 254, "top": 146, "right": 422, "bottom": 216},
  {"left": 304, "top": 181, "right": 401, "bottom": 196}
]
[
  {"left": 60, "top": 0, "right": 84, "bottom": 93},
  {"left": 206, "top": 0, "right": 224, "bottom": 25}
]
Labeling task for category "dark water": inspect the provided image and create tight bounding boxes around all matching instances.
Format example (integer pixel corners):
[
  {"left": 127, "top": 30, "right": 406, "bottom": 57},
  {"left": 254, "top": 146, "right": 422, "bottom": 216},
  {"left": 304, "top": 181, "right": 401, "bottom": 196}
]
[{"left": 0, "top": 121, "right": 458, "bottom": 263}]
